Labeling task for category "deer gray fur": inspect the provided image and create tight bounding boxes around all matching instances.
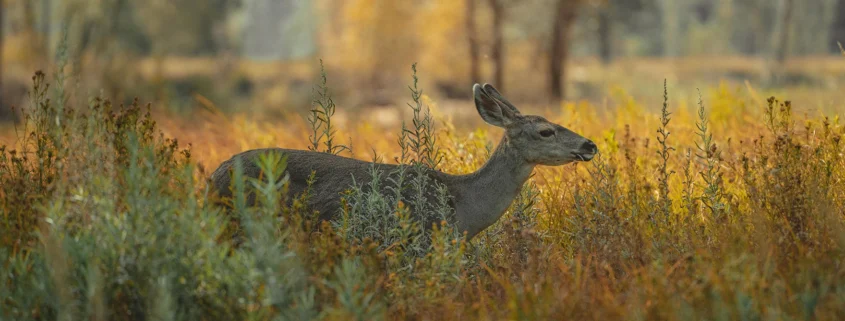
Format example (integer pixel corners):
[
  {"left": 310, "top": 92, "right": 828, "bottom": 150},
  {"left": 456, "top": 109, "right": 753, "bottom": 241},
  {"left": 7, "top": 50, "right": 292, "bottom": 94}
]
[{"left": 209, "top": 83, "right": 597, "bottom": 239}]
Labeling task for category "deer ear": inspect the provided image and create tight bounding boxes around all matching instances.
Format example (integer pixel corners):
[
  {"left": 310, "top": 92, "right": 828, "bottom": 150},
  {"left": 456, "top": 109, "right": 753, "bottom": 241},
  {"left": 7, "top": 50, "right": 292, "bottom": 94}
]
[
  {"left": 482, "top": 84, "right": 521, "bottom": 116},
  {"left": 473, "top": 83, "right": 514, "bottom": 127}
]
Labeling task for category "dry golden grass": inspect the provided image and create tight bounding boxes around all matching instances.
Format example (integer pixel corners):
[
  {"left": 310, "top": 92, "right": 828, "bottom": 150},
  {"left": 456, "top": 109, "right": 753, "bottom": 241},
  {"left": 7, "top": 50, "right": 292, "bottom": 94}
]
[{"left": 2, "top": 62, "right": 845, "bottom": 320}]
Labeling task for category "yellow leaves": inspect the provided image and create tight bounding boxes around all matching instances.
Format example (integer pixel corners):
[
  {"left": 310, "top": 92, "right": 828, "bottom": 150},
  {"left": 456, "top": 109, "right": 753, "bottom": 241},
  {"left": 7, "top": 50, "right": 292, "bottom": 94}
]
[
  {"left": 708, "top": 81, "right": 748, "bottom": 132},
  {"left": 336, "top": 0, "right": 420, "bottom": 75},
  {"left": 421, "top": 94, "right": 446, "bottom": 122},
  {"left": 601, "top": 128, "right": 619, "bottom": 154},
  {"left": 321, "top": 0, "right": 471, "bottom": 82},
  {"left": 418, "top": 0, "right": 468, "bottom": 79}
]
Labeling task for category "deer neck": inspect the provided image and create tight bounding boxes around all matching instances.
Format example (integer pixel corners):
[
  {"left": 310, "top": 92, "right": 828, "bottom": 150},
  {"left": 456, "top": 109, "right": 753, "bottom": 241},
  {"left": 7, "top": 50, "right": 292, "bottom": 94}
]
[{"left": 453, "top": 136, "right": 534, "bottom": 239}]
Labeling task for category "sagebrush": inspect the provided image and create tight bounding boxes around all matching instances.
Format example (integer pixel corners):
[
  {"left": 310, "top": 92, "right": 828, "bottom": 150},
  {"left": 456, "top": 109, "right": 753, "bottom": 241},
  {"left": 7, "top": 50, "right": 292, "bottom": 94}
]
[{"left": 2, "top": 64, "right": 845, "bottom": 321}]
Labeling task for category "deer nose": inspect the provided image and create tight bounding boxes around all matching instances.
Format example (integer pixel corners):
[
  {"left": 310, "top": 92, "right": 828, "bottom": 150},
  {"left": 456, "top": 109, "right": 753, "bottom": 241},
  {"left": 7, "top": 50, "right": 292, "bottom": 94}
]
[{"left": 582, "top": 140, "right": 597, "bottom": 154}]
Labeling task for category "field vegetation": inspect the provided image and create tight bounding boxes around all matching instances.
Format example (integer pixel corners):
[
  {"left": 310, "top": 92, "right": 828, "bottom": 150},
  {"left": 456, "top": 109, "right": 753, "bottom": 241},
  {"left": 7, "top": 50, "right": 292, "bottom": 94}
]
[{"left": 2, "top": 54, "right": 845, "bottom": 320}]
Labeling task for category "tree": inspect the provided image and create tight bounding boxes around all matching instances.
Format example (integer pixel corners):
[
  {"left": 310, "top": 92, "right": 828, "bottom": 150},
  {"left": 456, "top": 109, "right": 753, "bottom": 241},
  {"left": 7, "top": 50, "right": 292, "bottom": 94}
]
[
  {"left": 548, "top": 0, "right": 580, "bottom": 100},
  {"left": 488, "top": 0, "right": 505, "bottom": 91},
  {"left": 22, "top": 0, "right": 39, "bottom": 62},
  {"left": 41, "top": 0, "right": 51, "bottom": 57},
  {"left": 1, "top": 0, "right": 4, "bottom": 110},
  {"left": 244, "top": 0, "right": 305, "bottom": 60},
  {"left": 466, "top": 0, "right": 514, "bottom": 90},
  {"left": 597, "top": 2, "right": 612, "bottom": 64},
  {"left": 336, "top": 0, "right": 419, "bottom": 103},
  {"left": 136, "top": 0, "right": 237, "bottom": 56},
  {"left": 467, "top": 0, "right": 481, "bottom": 84},
  {"left": 774, "top": 0, "right": 795, "bottom": 63},
  {"left": 831, "top": 0, "right": 845, "bottom": 53},
  {"left": 732, "top": 0, "right": 770, "bottom": 55},
  {"left": 659, "top": 0, "right": 681, "bottom": 57}
]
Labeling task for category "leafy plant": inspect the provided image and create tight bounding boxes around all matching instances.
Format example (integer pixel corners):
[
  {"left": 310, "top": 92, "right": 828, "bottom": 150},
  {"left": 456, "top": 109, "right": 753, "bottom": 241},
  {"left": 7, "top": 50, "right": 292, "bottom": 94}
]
[
  {"left": 308, "top": 59, "right": 350, "bottom": 155},
  {"left": 3, "top": 63, "right": 845, "bottom": 320}
]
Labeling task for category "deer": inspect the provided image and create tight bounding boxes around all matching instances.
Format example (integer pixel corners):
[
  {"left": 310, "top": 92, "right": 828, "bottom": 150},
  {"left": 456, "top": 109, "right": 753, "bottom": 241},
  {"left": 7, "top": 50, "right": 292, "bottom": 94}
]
[{"left": 209, "top": 83, "right": 597, "bottom": 240}]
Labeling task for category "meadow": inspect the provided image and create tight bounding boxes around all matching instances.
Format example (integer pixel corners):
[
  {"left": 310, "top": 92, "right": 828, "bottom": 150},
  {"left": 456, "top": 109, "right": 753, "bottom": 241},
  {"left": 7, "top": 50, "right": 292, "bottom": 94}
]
[{"left": 1, "top": 55, "right": 845, "bottom": 321}]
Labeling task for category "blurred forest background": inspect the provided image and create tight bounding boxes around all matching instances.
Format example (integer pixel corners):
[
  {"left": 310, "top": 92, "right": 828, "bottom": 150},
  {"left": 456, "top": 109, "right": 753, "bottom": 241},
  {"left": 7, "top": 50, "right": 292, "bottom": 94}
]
[{"left": 1, "top": 0, "right": 844, "bottom": 121}]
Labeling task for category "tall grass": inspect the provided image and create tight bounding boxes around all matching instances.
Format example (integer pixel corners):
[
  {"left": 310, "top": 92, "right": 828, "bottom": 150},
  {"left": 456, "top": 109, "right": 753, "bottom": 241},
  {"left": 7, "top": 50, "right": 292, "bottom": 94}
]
[{"left": 2, "top": 61, "right": 845, "bottom": 320}]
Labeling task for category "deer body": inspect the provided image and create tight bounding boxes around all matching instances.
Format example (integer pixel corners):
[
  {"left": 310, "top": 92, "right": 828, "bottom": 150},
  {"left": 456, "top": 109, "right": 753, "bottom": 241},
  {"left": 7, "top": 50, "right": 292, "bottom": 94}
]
[{"left": 210, "top": 84, "right": 596, "bottom": 239}]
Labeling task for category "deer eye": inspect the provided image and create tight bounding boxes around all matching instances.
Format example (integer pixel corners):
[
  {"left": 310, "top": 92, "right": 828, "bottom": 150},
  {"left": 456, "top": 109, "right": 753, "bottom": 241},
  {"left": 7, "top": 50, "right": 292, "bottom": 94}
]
[{"left": 539, "top": 129, "right": 555, "bottom": 138}]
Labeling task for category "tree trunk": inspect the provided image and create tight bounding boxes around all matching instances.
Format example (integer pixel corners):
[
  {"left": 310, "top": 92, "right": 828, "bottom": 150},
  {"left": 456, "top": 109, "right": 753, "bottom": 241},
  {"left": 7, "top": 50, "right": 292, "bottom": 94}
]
[
  {"left": 467, "top": 0, "right": 480, "bottom": 84},
  {"left": 832, "top": 0, "right": 845, "bottom": 53},
  {"left": 488, "top": 0, "right": 505, "bottom": 91},
  {"left": 660, "top": 0, "right": 680, "bottom": 57},
  {"left": 742, "top": 0, "right": 764, "bottom": 55},
  {"left": 244, "top": 0, "right": 296, "bottom": 60},
  {"left": 23, "top": 0, "right": 40, "bottom": 63},
  {"left": 775, "top": 0, "right": 794, "bottom": 64},
  {"left": 548, "top": 0, "right": 577, "bottom": 101},
  {"left": 597, "top": 5, "right": 612, "bottom": 65},
  {"left": 0, "top": 0, "right": 4, "bottom": 108},
  {"left": 42, "top": 0, "right": 52, "bottom": 58}
]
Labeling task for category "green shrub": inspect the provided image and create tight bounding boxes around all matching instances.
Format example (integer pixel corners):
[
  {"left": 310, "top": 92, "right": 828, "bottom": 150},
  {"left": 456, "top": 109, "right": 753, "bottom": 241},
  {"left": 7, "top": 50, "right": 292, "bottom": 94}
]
[{"left": 2, "top": 62, "right": 845, "bottom": 320}]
